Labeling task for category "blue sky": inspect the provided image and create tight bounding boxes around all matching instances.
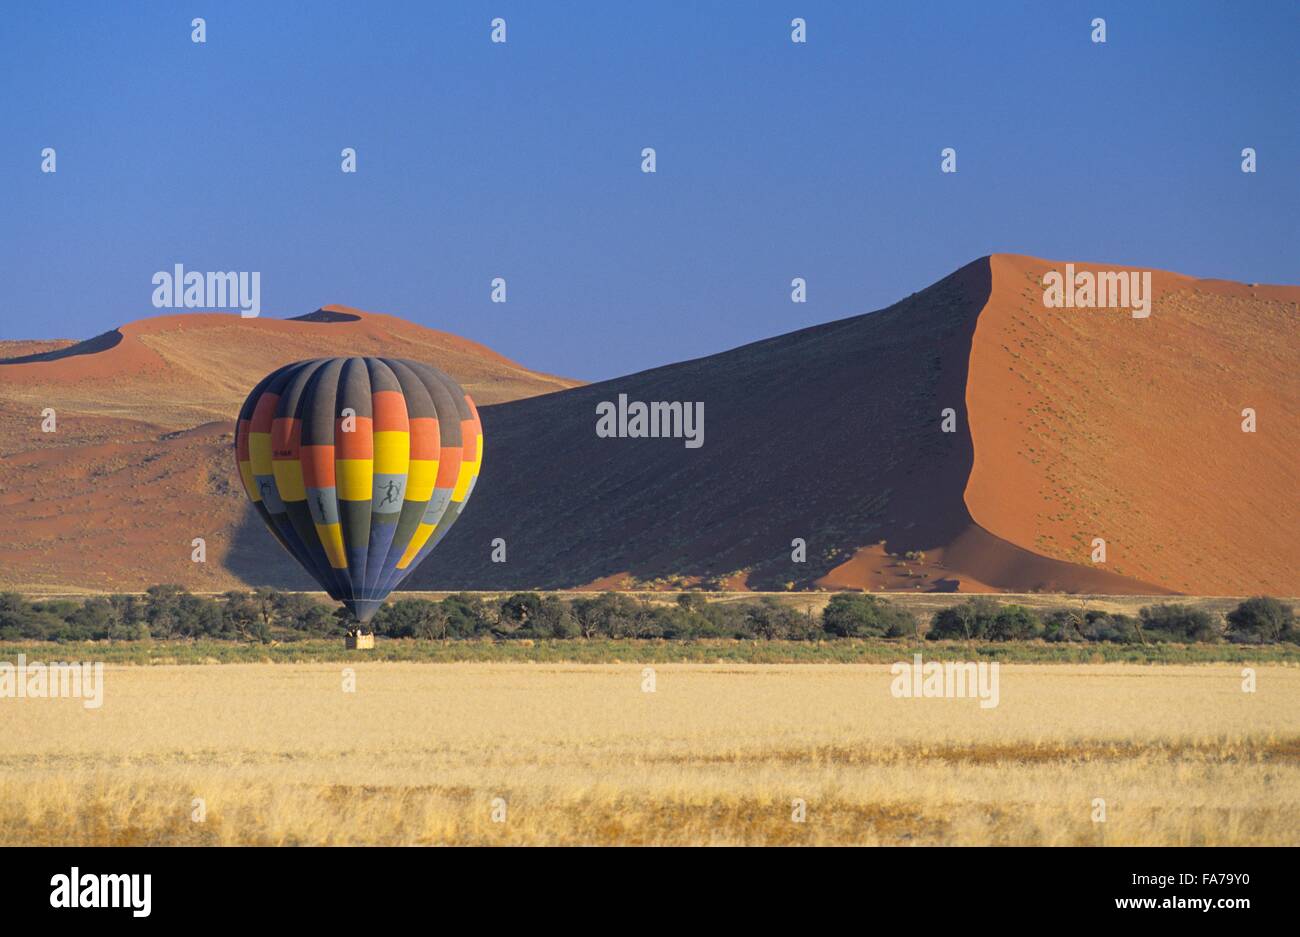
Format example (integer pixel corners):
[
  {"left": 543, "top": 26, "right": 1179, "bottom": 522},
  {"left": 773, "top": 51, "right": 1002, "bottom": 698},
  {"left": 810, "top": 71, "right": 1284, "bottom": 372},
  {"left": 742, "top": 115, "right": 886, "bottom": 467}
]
[{"left": 2, "top": 1, "right": 1297, "bottom": 380}]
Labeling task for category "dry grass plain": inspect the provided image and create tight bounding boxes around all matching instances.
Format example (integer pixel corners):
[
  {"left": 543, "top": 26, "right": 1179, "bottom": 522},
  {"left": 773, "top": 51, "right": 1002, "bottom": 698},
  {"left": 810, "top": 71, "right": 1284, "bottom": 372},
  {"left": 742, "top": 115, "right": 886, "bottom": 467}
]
[{"left": 2, "top": 662, "right": 1297, "bottom": 846}]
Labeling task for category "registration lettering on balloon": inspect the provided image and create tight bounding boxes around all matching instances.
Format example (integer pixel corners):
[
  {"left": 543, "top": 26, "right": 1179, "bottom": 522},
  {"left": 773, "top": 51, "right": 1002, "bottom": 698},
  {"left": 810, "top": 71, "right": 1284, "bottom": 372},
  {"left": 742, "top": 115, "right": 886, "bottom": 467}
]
[{"left": 234, "top": 357, "right": 483, "bottom": 625}]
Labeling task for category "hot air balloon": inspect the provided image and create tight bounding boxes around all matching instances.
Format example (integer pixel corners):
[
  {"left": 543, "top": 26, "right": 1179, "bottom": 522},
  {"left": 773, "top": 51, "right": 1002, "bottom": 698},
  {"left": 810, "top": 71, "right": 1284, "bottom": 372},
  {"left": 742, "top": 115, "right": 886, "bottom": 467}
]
[{"left": 234, "top": 357, "right": 483, "bottom": 624}]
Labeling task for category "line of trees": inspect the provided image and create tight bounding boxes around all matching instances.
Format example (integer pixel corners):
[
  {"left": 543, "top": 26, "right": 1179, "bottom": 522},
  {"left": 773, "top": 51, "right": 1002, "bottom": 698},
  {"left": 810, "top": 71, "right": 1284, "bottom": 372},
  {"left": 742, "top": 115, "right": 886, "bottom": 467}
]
[
  {"left": 924, "top": 596, "right": 1297, "bottom": 645},
  {"left": 0, "top": 587, "right": 1294, "bottom": 646}
]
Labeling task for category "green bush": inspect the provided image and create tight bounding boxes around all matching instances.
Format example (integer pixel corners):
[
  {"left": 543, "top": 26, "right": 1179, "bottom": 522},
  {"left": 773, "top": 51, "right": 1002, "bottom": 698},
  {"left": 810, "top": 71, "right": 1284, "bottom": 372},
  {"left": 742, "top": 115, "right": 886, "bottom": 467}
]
[
  {"left": 1044, "top": 609, "right": 1143, "bottom": 644},
  {"left": 926, "top": 597, "right": 1001, "bottom": 640},
  {"left": 1081, "top": 611, "right": 1141, "bottom": 644},
  {"left": 0, "top": 593, "right": 70, "bottom": 641},
  {"left": 535, "top": 596, "right": 578, "bottom": 638},
  {"left": 1138, "top": 603, "right": 1222, "bottom": 643},
  {"left": 568, "top": 593, "right": 670, "bottom": 639},
  {"left": 374, "top": 599, "right": 449, "bottom": 639},
  {"left": 497, "top": 592, "right": 542, "bottom": 636},
  {"left": 986, "top": 604, "right": 1043, "bottom": 641},
  {"left": 746, "top": 597, "right": 820, "bottom": 640},
  {"left": 1226, "top": 597, "right": 1295, "bottom": 644},
  {"left": 927, "top": 599, "right": 1041, "bottom": 641},
  {"left": 1042, "top": 609, "right": 1084, "bottom": 642},
  {"left": 822, "top": 594, "right": 917, "bottom": 638},
  {"left": 440, "top": 593, "right": 493, "bottom": 638}
]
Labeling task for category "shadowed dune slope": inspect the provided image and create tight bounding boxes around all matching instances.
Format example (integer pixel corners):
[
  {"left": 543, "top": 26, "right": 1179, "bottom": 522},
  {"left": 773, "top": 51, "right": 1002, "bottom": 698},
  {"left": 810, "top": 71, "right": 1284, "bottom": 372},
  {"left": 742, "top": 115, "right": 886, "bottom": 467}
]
[
  {"left": 417, "top": 255, "right": 1295, "bottom": 595},
  {"left": 414, "top": 258, "right": 1181, "bottom": 594}
]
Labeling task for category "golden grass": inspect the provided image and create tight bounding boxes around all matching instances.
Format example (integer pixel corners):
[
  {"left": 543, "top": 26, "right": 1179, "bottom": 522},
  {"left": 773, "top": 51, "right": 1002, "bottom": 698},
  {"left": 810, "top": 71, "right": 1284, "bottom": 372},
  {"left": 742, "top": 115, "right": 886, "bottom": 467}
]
[{"left": 1, "top": 663, "right": 1297, "bottom": 845}]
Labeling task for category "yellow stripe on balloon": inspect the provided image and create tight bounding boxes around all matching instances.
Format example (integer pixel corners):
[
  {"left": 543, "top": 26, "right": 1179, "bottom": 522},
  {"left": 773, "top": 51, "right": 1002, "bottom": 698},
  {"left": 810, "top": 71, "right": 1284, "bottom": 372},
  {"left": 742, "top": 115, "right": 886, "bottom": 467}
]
[
  {"left": 373, "top": 431, "right": 410, "bottom": 475},
  {"left": 316, "top": 522, "right": 348, "bottom": 569},
  {"left": 396, "top": 522, "right": 437, "bottom": 569},
  {"left": 249, "top": 432, "right": 273, "bottom": 475},
  {"left": 239, "top": 461, "right": 258, "bottom": 502},
  {"left": 450, "top": 462, "right": 476, "bottom": 502},
  {"left": 336, "top": 458, "right": 373, "bottom": 501},
  {"left": 463, "top": 432, "right": 484, "bottom": 481},
  {"left": 405, "top": 459, "right": 438, "bottom": 502},
  {"left": 272, "top": 460, "right": 307, "bottom": 502}
]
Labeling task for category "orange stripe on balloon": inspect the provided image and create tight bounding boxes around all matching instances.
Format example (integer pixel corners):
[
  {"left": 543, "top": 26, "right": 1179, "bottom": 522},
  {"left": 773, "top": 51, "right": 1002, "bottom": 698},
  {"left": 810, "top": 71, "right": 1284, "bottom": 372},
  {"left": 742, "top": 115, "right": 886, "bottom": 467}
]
[
  {"left": 434, "top": 446, "right": 463, "bottom": 487},
  {"left": 300, "top": 444, "right": 336, "bottom": 488},
  {"left": 372, "top": 390, "right": 409, "bottom": 433},
  {"left": 335, "top": 416, "right": 374, "bottom": 458},
  {"left": 460, "top": 420, "right": 480, "bottom": 462},
  {"left": 251, "top": 392, "right": 280, "bottom": 433},
  {"left": 457, "top": 421, "right": 478, "bottom": 460},
  {"left": 409, "top": 418, "right": 439, "bottom": 460}
]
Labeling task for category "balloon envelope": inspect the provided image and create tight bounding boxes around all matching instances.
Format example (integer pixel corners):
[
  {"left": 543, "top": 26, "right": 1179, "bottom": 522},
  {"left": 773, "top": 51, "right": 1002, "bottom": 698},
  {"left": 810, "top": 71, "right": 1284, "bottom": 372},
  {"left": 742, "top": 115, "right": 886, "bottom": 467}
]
[{"left": 234, "top": 357, "right": 483, "bottom": 623}]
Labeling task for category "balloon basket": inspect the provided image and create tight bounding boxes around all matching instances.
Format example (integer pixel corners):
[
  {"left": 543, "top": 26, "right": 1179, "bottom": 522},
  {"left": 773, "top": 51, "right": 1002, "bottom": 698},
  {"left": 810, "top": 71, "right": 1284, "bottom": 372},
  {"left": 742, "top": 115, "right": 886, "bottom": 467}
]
[{"left": 344, "top": 630, "right": 375, "bottom": 650}]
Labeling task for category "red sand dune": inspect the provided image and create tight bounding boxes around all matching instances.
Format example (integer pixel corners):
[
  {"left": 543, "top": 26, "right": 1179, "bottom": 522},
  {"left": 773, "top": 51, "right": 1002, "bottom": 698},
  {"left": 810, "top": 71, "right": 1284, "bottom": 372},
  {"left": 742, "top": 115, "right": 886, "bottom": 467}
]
[
  {"left": 0, "top": 307, "right": 577, "bottom": 592},
  {"left": 0, "top": 305, "right": 573, "bottom": 442},
  {"left": 963, "top": 254, "right": 1297, "bottom": 595}
]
